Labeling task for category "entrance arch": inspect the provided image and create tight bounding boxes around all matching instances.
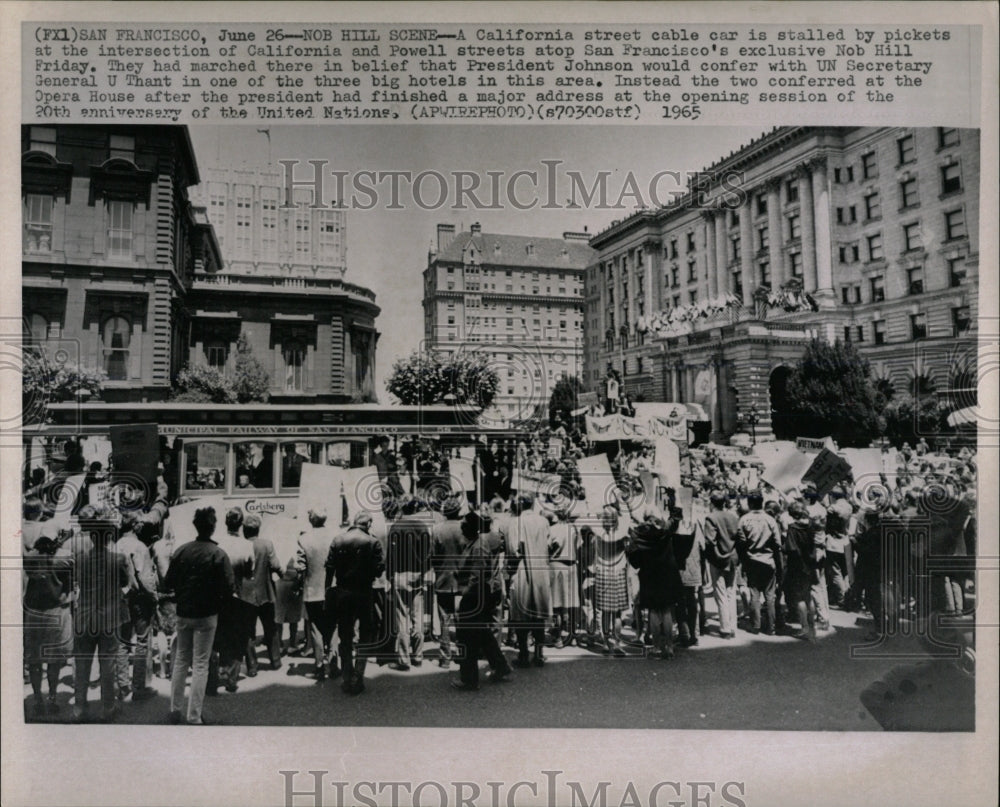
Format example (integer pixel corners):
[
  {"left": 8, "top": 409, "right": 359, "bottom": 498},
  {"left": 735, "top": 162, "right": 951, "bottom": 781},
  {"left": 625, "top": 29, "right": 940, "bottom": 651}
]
[{"left": 769, "top": 365, "right": 795, "bottom": 440}]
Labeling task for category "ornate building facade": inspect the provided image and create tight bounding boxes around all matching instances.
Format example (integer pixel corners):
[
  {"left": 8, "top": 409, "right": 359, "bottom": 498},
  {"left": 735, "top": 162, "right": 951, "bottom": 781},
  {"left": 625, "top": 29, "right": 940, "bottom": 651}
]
[
  {"left": 583, "top": 126, "right": 979, "bottom": 441},
  {"left": 21, "top": 124, "right": 378, "bottom": 404}
]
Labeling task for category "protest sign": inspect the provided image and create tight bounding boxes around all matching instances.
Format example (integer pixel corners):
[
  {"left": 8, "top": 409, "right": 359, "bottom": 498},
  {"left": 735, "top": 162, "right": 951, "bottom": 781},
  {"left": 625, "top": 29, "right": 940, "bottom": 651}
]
[
  {"left": 110, "top": 423, "right": 160, "bottom": 505},
  {"left": 653, "top": 437, "right": 681, "bottom": 490},
  {"left": 802, "top": 448, "right": 853, "bottom": 497},
  {"left": 759, "top": 449, "right": 815, "bottom": 495},
  {"left": 170, "top": 495, "right": 226, "bottom": 546},
  {"left": 512, "top": 469, "right": 561, "bottom": 497},
  {"left": 450, "top": 457, "right": 476, "bottom": 492},
  {"left": 297, "top": 462, "right": 346, "bottom": 525}
]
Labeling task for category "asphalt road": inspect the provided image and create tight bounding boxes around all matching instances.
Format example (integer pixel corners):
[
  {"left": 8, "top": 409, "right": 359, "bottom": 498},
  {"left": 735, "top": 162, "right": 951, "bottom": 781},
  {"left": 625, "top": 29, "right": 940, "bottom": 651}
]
[{"left": 24, "top": 607, "right": 973, "bottom": 731}]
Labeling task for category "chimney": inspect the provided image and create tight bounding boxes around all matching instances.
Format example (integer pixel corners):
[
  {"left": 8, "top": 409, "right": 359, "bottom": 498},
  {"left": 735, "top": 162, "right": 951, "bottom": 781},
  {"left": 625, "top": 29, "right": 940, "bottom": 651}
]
[
  {"left": 470, "top": 221, "right": 482, "bottom": 235},
  {"left": 562, "top": 230, "right": 591, "bottom": 241},
  {"left": 436, "top": 223, "right": 456, "bottom": 253}
]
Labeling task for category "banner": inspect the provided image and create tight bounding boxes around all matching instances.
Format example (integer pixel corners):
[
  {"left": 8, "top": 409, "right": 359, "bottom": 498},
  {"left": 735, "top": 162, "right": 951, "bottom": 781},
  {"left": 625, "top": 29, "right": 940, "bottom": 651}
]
[
  {"left": 585, "top": 413, "right": 686, "bottom": 442},
  {"left": 802, "top": 448, "right": 853, "bottom": 498}
]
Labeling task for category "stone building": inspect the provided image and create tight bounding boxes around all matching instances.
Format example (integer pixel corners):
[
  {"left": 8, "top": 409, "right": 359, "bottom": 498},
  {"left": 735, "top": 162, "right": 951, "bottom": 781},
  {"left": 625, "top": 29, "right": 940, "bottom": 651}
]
[
  {"left": 423, "top": 223, "right": 593, "bottom": 425},
  {"left": 21, "top": 124, "right": 378, "bottom": 404},
  {"left": 583, "top": 126, "right": 979, "bottom": 441}
]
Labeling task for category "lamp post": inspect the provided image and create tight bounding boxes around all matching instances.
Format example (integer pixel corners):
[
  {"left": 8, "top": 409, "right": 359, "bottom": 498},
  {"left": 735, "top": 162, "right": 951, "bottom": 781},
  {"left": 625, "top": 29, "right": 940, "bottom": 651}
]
[{"left": 745, "top": 403, "right": 760, "bottom": 446}]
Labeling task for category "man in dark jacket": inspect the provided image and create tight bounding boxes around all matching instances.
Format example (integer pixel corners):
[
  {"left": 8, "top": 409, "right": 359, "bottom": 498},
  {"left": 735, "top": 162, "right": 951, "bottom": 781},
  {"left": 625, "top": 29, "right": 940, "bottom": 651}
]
[
  {"left": 165, "top": 506, "right": 235, "bottom": 725},
  {"left": 627, "top": 508, "right": 683, "bottom": 659},
  {"left": 452, "top": 511, "right": 513, "bottom": 690},
  {"left": 325, "top": 512, "right": 385, "bottom": 695}
]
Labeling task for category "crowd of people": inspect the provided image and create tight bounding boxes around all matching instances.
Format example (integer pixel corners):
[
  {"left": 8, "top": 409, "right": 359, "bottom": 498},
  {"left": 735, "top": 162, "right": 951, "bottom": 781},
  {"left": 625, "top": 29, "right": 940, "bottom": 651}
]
[{"left": 22, "top": 428, "right": 977, "bottom": 724}]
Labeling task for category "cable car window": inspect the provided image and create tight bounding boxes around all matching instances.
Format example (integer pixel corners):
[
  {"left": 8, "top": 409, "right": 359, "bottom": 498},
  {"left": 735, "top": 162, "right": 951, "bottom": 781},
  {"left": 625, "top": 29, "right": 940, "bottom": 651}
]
[
  {"left": 234, "top": 441, "right": 275, "bottom": 490},
  {"left": 183, "top": 442, "right": 228, "bottom": 492},
  {"left": 279, "top": 441, "right": 321, "bottom": 491}
]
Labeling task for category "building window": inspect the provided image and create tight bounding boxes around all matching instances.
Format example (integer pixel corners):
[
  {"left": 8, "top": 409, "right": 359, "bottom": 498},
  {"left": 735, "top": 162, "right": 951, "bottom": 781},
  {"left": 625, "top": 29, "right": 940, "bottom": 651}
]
[
  {"left": 953, "top": 306, "right": 971, "bottom": 336},
  {"left": 900, "top": 177, "right": 919, "bottom": 209},
  {"left": 23, "top": 193, "right": 53, "bottom": 254},
  {"left": 787, "top": 213, "right": 801, "bottom": 241},
  {"left": 949, "top": 256, "right": 967, "bottom": 287},
  {"left": 109, "top": 134, "right": 135, "bottom": 162},
  {"left": 731, "top": 237, "right": 741, "bottom": 262},
  {"left": 873, "top": 320, "right": 886, "bottom": 345},
  {"left": 834, "top": 166, "right": 854, "bottom": 183},
  {"left": 686, "top": 232, "right": 696, "bottom": 252},
  {"left": 756, "top": 194, "right": 767, "bottom": 216},
  {"left": 854, "top": 325, "right": 865, "bottom": 343},
  {"left": 907, "top": 266, "right": 924, "bottom": 295},
  {"left": 102, "top": 315, "right": 131, "bottom": 381},
  {"left": 689, "top": 290, "right": 698, "bottom": 305},
  {"left": 669, "top": 239, "right": 678, "bottom": 259},
  {"left": 672, "top": 294, "right": 681, "bottom": 308},
  {"left": 867, "top": 232, "right": 884, "bottom": 262},
  {"left": 945, "top": 208, "right": 967, "bottom": 240},
  {"left": 941, "top": 162, "right": 962, "bottom": 195},
  {"left": 107, "top": 200, "right": 134, "bottom": 258},
  {"left": 910, "top": 313, "right": 927, "bottom": 340},
  {"left": 864, "top": 192, "right": 881, "bottom": 221},
  {"left": 670, "top": 267, "right": 679, "bottom": 287},
  {"left": 843, "top": 326, "right": 852, "bottom": 343},
  {"left": 870, "top": 275, "right": 885, "bottom": 302},
  {"left": 732, "top": 271, "right": 742, "bottom": 300},
  {"left": 786, "top": 180, "right": 799, "bottom": 203},
  {"left": 205, "top": 341, "right": 228, "bottom": 372},
  {"left": 29, "top": 126, "right": 57, "bottom": 156},
  {"left": 758, "top": 225, "right": 769, "bottom": 251},
  {"left": 862, "top": 151, "right": 877, "bottom": 179},
  {"left": 789, "top": 252, "right": 803, "bottom": 277},
  {"left": 904, "top": 222, "right": 922, "bottom": 251},
  {"left": 283, "top": 341, "right": 306, "bottom": 392},
  {"left": 897, "top": 134, "right": 916, "bottom": 165},
  {"left": 938, "top": 128, "right": 959, "bottom": 149},
  {"left": 841, "top": 287, "right": 851, "bottom": 304},
  {"left": 759, "top": 261, "right": 770, "bottom": 287}
]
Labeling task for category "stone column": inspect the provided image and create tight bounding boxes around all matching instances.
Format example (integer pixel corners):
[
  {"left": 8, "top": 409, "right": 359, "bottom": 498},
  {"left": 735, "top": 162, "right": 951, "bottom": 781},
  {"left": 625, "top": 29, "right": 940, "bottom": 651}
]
[
  {"left": 702, "top": 213, "right": 717, "bottom": 299},
  {"left": 715, "top": 209, "right": 729, "bottom": 298},
  {"left": 810, "top": 157, "right": 835, "bottom": 305},
  {"left": 766, "top": 178, "right": 784, "bottom": 288},
  {"left": 739, "top": 196, "right": 755, "bottom": 306},
  {"left": 798, "top": 164, "right": 817, "bottom": 292}
]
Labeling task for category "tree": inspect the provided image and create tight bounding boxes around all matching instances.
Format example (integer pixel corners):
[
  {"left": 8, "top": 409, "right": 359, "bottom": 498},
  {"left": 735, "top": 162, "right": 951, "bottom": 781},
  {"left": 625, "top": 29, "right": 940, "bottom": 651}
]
[
  {"left": 548, "top": 373, "right": 583, "bottom": 426},
  {"left": 882, "top": 394, "right": 949, "bottom": 448},
  {"left": 230, "top": 333, "right": 271, "bottom": 403},
  {"left": 22, "top": 356, "right": 104, "bottom": 422},
  {"left": 387, "top": 349, "right": 498, "bottom": 409},
  {"left": 171, "top": 364, "right": 237, "bottom": 403},
  {"left": 171, "top": 333, "right": 270, "bottom": 404},
  {"left": 784, "top": 338, "right": 884, "bottom": 447}
]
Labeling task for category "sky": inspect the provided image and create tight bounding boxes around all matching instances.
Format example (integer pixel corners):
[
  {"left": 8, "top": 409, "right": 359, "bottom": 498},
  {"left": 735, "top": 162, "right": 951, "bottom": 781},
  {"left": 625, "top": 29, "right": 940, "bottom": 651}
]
[{"left": 188, "top": 124, "right": 763, "bottom": 399}]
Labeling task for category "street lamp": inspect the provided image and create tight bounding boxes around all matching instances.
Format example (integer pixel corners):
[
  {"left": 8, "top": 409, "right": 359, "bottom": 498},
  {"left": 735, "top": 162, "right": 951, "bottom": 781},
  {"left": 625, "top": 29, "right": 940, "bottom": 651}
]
[{"left": 744, "top": 403, "right": 760, "bottom": 446}]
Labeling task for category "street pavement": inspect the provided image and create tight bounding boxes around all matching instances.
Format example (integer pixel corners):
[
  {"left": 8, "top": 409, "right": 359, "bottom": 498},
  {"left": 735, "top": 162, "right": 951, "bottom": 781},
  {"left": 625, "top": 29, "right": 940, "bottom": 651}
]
[{"left": 24, "top": 606, "right": 971, "bottom": 730}]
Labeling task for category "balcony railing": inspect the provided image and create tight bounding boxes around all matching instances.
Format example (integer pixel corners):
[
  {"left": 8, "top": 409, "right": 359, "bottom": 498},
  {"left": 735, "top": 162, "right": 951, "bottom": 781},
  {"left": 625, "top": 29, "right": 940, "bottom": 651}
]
[{"left": 193, "top": 272, "right": 376, "bottom": 302}]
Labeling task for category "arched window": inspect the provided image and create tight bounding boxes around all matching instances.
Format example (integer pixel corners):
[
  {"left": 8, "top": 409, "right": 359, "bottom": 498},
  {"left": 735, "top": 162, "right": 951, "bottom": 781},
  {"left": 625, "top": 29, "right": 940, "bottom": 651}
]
[
  {"left": 283, "top": 340, "right": 305, "bottom": 392},
  {"left": 102, "top": 315, "right": 131, "bottom": 380},
  {"left": 23, "top": 313, "right": 48, "bottom": 346}
]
